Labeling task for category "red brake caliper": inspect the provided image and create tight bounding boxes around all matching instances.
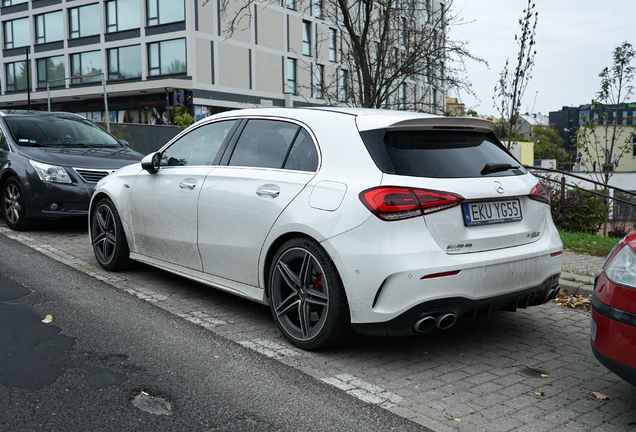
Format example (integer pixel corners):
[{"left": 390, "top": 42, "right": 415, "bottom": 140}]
[{"left": 314, "top": 275, "right": 324, "bottom": 293}]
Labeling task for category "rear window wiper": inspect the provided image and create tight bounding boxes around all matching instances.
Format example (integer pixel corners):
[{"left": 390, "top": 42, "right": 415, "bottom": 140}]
[{"left": 481, "top": 163, "right": 519, "bottom": 175}]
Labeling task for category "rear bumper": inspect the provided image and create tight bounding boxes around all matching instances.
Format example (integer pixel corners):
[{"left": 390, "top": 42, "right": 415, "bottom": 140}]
[
  {"left": 353, "top": 274, "right": 560, "bottom": 336},
  {"left": 324, "top": 212, "right": 563, "bottom": 326}
]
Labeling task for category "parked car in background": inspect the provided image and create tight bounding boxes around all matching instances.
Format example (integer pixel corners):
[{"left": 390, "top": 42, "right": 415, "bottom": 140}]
[
  {"left": 0, "top": 111, "right": 143, "bottom": 230},
  {"left": 89, "top": 107, "right": 563, "bottom": 350},
  {"left": 591, "top": 232, "right": 636, "bottom": 386}
]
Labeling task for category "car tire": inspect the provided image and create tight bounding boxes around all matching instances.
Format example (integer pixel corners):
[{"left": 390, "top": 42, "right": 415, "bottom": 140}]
[
  {"left": 268, "top": 237, "right": 355, "bottom": 350},
  {"left": 91, "top": 197, "right": 132, "bottom": 271},
  {"left": 2, "top": 177, "right": 32, "bottom": 231}
]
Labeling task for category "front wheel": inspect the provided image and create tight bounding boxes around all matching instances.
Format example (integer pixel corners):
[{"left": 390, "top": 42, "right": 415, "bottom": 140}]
[
  {"left": 268, "top": 238, "right": 354, "bottom": 350},
  {"left": 2, "top": 177, "right": 31, "bottom": 231},
  {"left": 90, "top": 198, "right": 132, "bottom": 271}
]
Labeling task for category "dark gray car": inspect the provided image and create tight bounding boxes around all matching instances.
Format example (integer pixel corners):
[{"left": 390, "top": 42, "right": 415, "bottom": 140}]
[{"left": 0, "top": 111, "right": 143, "bottom": 230}]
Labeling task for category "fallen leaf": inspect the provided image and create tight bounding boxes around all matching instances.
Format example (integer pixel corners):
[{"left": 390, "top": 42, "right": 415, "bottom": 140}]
[
  {"left": 214, "top": 356, "right": 220, "bottom": 358},
  {"left": 81, "top": 269, "right": 90, "bottom": 274},
  {"left": 541, "top": 374, "right": 549, "bottom": 378},
  {"left": 591, "top": 392, "right": 609, "bottom": 400},
  {"left": 454, "top": 419, "right": 461, "bottom": 422},
  {"left": 42, "top": 315, "right": 53, "bottom": 323},
  {"left": 534, "top": 392, "right": 545, "bottom": 396}
]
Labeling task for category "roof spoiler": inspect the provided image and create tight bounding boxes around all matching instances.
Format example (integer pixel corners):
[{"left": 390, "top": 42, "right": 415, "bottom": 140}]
[{"left": 387, "top": 117, "right": 495, "bottom": 134}]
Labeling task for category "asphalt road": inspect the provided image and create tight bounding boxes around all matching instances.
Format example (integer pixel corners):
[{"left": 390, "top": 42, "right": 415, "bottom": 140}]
[{"left": 0, "top": 233, "right": 430, "bottom": 432}]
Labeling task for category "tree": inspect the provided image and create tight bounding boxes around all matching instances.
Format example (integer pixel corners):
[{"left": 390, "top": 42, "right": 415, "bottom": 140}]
[
  {"left": 576, "top": 41, "right": 635, "bottom": 234},
  {"left": 533, "top": 124, "right": 568, "bottom": 168},
  {"left": 209, "top": 0, "right": 485, "bottom": 113},
  {"left": 492, "top": 0, "right": 537, "bottom": 150}
]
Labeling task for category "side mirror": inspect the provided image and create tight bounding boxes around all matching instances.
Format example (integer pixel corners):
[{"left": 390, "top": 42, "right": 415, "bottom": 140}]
[
  {"left": 118, "top": 138, "right": 130, "bottom": 147},
  {"left": 141, "top": 152, "right": 161, "bottom": 174}
]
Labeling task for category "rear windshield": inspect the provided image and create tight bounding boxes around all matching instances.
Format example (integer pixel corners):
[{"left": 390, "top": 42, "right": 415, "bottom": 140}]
[
  {"left": 5, "top": 115, "right": 121, "bottom": 148},
  {"left": 359, "top": 129, "right": 527, "bottom": 178}
]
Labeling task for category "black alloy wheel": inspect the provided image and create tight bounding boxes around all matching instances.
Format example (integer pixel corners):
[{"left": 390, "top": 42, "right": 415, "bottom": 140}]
[
  {"left": 269, "top": 238, "right": 354, "bottom": 350},
  {"left": 91, "top": 198, "right": 132, "bottom": 271},
  {"left": 2, "top": 177, "right": 31, "bottom": 231}
]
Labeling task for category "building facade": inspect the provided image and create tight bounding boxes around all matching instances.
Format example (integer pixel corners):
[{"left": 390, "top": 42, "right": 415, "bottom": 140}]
[
  {"left": 0, "top": 0, "right": 445, "bottom": 124},
  {"left": 550, "top": 102, "right": 636, "bottom": 155}
]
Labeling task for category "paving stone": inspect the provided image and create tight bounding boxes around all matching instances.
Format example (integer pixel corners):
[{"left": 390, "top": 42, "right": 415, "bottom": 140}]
[{"left": 4, "top": 222, "right": 636, "bottom": 432}]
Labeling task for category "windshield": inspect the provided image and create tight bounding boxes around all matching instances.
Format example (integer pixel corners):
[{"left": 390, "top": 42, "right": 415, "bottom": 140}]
[{"left": 5, "top": 115, "right": 121, "bottom": 147}]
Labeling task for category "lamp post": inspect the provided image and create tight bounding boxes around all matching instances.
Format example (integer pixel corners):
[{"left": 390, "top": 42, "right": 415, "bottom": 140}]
[
  {"left": 25, "top": 46, "right": 31, "bottom": 110},
  {"left": 46, "top": 72, "right": 110, "bottom": 133}
]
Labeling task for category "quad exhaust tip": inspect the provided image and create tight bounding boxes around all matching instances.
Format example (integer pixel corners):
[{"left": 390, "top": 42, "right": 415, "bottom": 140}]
[{"left": 414, "top": 313, "right": 457, "bottom": 333}]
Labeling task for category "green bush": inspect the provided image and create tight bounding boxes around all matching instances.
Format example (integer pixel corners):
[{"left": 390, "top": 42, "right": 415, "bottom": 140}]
[
  {"left": 174, "top": 112, "right": 196, "bottom": 128},
  {"left": 551, "top": 188, "right": 608, "bottom": 233},
  {"left": 537, "top": 174, "right": 609, "bottom": 234}
]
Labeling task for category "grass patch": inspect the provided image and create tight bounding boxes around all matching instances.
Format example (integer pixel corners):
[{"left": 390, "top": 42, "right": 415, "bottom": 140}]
[{"left": 559, "top": 229, "right": 621, "bottom": 257}]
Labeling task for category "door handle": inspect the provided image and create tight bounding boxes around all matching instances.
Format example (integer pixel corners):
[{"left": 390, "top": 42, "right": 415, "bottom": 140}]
[
  {"left": 256, "top": 184, "right": 280, "bottom": 198},
  {"left": 179, "top": 178, "right": 196, "bottom": 190}
]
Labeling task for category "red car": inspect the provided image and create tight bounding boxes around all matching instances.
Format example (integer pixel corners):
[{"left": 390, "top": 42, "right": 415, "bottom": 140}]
[{"left": 591, "top": 232, "right": 636, "bottom": 386}]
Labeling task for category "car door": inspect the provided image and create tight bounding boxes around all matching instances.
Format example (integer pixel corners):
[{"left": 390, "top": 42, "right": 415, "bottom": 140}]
[
  {"left": 130, "top": 119, "right": 239, "bottom": 270},
  {"left": 197, "top": 118, "right": 319, "bottom": 287}
]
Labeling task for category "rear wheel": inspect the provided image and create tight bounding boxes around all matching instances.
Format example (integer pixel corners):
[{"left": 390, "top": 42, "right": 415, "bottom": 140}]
[
  {"left": 2, "top": 177, "right": 31, "bottom": 231},
  {"left": 268, "top": 238, "right": 354, "bottom": 350},
  {"left": 91, "top": 198, "right": 132, "bottom": 271}
]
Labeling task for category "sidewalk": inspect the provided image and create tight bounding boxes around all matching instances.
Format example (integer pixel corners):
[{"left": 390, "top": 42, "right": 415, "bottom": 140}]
[{"left": 559, "top": 251, "right": 606, "bottom": 296}]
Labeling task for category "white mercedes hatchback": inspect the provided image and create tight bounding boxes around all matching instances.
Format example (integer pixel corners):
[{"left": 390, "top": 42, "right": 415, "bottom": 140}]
[{"left": 89, "top": 108, "right": 563, "bottom": 350}]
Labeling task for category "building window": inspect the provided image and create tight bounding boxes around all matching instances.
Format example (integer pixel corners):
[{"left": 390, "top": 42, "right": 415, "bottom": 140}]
[
  {"left": 6, "top": 61, "right": 29, "bottom": 91},
  {"left": 302, "top": 21, "right": 311, "bottom": 56},
  {"left": 106, "top": 0, "right": 140, "bottom": 33},
  {"left": 148, "top": 38, "right": 186, "bottom": 76},
  {"left": 399, "top": 82, "right": 406, "bottom": 109},
  {"left": 4, "top": 17, "right": 30, "bottom": 49},
  {"left": 329, "top": 28, "right": 337, "bottom": 62},
  {"left": 314, "top": 0, "right": 323, "bottom": 19},
  {"left": 37, "top": 55, "right": 65, "bottom": 88},
  {"left": 147, "top": 0, "right": 185, "bottom": 26},
  {"left": 2, "top": 0, "right": 27, "bottom": 6},
  {"left": 71, "top": 50, "right": 102, "bottom": 84},
  {"left": 286, "top": 0, "right": 295, "bottom": 10},
  {"left": 35, "top": 11, "right": 63, "bottom": 45},
  {"left": 286, "top": 58, "right": 296, "bottom": 94},
  {"left": 339, "top": 69, "right": 348, "bottom": 102},
  {"left": 315, "top": 64, "right": 324, "bottom": 99},
  {"left": 69, "top": 4, "right": 100, "bottom": 39},
  {"left": 108, "top": 45, "right": 141, "bottom": 80}
]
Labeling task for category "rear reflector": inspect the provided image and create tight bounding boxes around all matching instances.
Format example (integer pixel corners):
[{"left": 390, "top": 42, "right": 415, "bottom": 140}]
[
  {"left": 551, "top": 251, "right": 563, "bottom": 257},
  {"left": 421, "top": 270, "right": 461, "bottom": 280},
  {"left": 359, "top": 186, "right": 464, "bottom": 221}
]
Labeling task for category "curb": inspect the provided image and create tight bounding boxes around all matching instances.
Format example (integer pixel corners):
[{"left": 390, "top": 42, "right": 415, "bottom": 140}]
[{"left": 559, "top": 277, "right": 594, "bottom": 297}]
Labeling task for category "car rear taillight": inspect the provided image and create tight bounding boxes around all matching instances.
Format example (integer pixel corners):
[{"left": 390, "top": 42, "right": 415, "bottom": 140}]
[
  {"left": 529, "top": 183, "right": 550, "bottom": 205},
  {"left": 359, "top": 186, "right": 464, "bottom": 221}
]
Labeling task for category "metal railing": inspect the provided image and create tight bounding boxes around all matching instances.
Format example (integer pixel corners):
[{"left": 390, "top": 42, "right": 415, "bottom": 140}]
[{"left": 525, "top": 165, "right": 636, "bottom": 214}]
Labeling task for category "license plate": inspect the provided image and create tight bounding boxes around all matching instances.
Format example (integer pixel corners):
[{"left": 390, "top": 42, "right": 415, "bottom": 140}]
[{"left": 462, "top": 199, "right": 522, "bottom": 226}]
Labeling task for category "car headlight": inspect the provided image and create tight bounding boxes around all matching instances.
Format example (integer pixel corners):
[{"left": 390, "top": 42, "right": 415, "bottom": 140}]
[
  {"left": 605, "top": 244, "right": 636, "bottom": 289},
  {"left": 29, "top": 160, "right": 72, "bottom": 184}
]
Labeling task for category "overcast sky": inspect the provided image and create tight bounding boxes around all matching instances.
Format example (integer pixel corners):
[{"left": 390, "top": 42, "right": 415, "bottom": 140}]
[{"left": 448, "top": 0, "right": 633, "bottom": 117}]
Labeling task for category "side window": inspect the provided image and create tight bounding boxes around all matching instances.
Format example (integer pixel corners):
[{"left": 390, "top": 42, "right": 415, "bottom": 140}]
[
  {"left": 160, "top": 120, "right": 237, "bottom": 167},
  {"left": 283, "top": 128, "right": 318, "bottom": 172},
  {"left": 0, "top": 128, "right": 6, "bottom": 151},
  {"left": 229, "top": 120, "right": 298, "bottom": 169}
]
